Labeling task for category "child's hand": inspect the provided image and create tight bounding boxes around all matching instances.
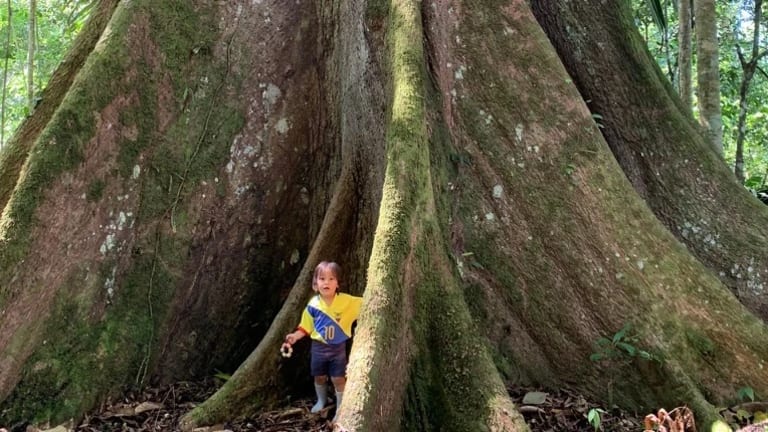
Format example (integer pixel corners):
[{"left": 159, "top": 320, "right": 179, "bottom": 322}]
[{"left": 285, "top": 333, "right": 299, "bottom": 345}]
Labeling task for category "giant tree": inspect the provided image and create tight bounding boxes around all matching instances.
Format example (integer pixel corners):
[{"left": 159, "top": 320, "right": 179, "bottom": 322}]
[{"left": 2, "top": 1, "right": 768, "bottom": 432}]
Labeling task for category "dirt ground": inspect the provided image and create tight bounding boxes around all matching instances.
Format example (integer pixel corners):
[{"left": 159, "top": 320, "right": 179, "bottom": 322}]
[
  {"left": 3, "top": 379, "right": 761, "bottom": 431},
  {"left": 2, "top": 380, "right": 647, "bottom": 432}
]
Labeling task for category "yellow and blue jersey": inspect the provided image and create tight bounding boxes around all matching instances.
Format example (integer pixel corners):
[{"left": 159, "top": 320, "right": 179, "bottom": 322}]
[{"left": 298, "top": 293, "right": 362, "bottom": 345}]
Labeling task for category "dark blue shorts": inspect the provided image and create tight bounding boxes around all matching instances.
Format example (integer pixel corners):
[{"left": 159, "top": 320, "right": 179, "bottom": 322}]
[{"left": 310, "top": 340, "right": 347, "bottom": 378}]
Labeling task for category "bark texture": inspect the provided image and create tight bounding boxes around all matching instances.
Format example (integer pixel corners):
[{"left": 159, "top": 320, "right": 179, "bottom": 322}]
[
  {"left": 1, "top": 1, "right": 768, "bottom": 431},
  {"left": 694, "top": 0, "right": 724, "bottom": 155},
  {"left": 532, "top": 0, "right": 768, "bottom": 322},
  {"left": 678, "top": 0, "right": 692, "bottom": 110}
]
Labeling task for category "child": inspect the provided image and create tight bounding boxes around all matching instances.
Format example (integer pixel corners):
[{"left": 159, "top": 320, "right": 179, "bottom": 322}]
[{"left": 282, "top": 261, "right": 363, "bottom": 418}]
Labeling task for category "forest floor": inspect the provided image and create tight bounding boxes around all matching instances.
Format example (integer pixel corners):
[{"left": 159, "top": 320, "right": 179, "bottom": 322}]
[
  {"left": 4, "top": 379, "right": 652, "bottom": 432},
  {"left": 6, "top": 379, "right": 759, "bottom": 431}
]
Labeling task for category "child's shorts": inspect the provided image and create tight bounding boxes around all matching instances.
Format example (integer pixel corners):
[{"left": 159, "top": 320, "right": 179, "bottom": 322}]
[{"left": 310, "top": 340, "right": 347, "bottom": 377}]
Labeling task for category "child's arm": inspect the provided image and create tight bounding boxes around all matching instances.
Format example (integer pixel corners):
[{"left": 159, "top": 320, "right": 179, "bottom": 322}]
[{"left": 284, "top": 330, "right": 306, "bottom": 345}]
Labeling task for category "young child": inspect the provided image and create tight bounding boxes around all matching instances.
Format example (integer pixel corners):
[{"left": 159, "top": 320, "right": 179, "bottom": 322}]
[{"left": 282, "top": 261, "right": 363, "bottom": 418}]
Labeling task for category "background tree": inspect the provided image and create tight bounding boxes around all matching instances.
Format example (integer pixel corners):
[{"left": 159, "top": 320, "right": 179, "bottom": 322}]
[
  {"left": 25, "top": 0, "right": 33, "bottom": 114},
  {"left": 636, "top": 0, "right": 678, "bottom": 85},
  {"left": 637, "top": 0, "right": 768, "bottom": 186},
  {"left": 1, "top": 0, "right": 11, "bottom": 147},
  {"left": 1, "top": 1, "right": 768, "bottom": 432},
  {"left": 679, "top": 0, "right": 693, "bottom": 109},
  {"left": 695, "top": 0, "right": 725, "bottom": 155},
  {"left": 733, "top": 0, "right": 768, "bottom": 184},
  {"left": 0, "top": 0, "right": 93, "bottom": 149}
]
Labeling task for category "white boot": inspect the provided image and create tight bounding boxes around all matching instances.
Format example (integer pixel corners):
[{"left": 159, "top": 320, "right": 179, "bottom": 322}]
[
  {"left": 311, "top": 383, "right": 328, "bottom": 413},
  {"left": 332, "top": 391, "right": 343, "bottom": 422}
]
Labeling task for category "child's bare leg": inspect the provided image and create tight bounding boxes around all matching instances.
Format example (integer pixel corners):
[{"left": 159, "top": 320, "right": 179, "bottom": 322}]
[{"left": 315, "top": 375, "right": 328, "bottom": 385}]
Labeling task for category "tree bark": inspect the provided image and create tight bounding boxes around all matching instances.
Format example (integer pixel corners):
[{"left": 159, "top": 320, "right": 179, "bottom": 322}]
[
  {"left": 531, "top": 0, "right": 768, "bottom": 322},
  {"left": 2, "top": 1, "right": 768, "bottom": 431},
  {"left": 678, "top": 0, "right": 692, "bottom": 111},
  {"left": 693, "top": 0, "right": 724, "bottom": 155}
]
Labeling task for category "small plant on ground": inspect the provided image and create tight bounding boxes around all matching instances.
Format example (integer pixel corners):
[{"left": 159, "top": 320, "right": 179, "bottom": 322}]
[
  {"left": 590, "top": 323, "right": 658, "bottom": 363},
  {"left": 587, "top": 407, "right": 606, "bottom": 431},
  {"left": 721, "top": 386, "right": 768, "bottom": 429},
  {"left": 590, "top": 323, "right": 660, "bottom": 405},
  {"left": 738, "top": 386, "right": 755, "bottom": 403}
]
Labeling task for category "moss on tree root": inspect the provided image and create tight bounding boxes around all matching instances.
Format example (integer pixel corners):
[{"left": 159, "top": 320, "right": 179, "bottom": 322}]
[
  {"left": 0, "top": 0, "right": 235, "bottom": 424},
  {"left": 438, "top": 0, "right": 768, "bottom": 426},
  {"left": 338, "top": 1, "right": 525, "bottom": 431}
]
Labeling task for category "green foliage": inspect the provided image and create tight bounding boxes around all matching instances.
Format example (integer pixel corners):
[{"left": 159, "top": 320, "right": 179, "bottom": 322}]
[
  {"left": 589, "top": 323, "right": 660, "bottom": 407},
  {"left": 632, "top": 0, "right": 768, "bottom": 184},
  {"left": 587, "top": 407, "right": 607, "bottom": 432},
  {"left": 737, "top": 386, "right": 755, "bottom": 402},
  {"left": 744, "top": 174, "right": 765, "bottom": 190},
  {"left": 590, "top": 323, "right": 659, "bottom": 363},
  {"left": 644, "top": 0, "right": 667, "bottom": 33},
  {"left": 0, "top": 0, "right": 92, "bottom": 147}
]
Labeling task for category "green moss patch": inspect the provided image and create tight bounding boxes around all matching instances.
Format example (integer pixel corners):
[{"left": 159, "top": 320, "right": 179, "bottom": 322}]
[{"left": 1, "top": 243, "right": 180, "bottom": 424}]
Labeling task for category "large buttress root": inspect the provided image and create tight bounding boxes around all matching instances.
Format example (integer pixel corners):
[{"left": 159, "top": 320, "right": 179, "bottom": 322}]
[
  {"left": 180, "top": 0, "right": 388, "bottom": 428},
  {"left": 531, "top": 1, "right": 768, "bottom": 320},
  {"left": 338, "top": 0, "right": 526, "bottom": 430},
  {"left": 179, "top": 170, "right": 365, "bottom": 427}
]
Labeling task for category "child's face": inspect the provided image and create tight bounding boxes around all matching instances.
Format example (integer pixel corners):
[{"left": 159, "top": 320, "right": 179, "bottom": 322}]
[{"left": 315, "top": 268, "right": 339, "bottom": 297}]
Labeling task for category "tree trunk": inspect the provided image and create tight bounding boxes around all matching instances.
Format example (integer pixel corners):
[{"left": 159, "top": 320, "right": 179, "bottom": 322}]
[
  {"left": 27, "top": 0, "right": 36, "bottom": 114},
  {"left": 734, "top": 68, "right": 755, "bottom": 185},
  {"left": 531, "top": 0, "right": 768, "bottom": 322},
  {"left": 678, "top": 0, "right": 692, "bottom": 111},
  {"left": 2, "top": 1, "right": 768, "bottom": 431},
  {"left": 1, "top": 0, "right": 11, "bottom": 148},
  {"left": 733, "top": 0, "right": 766, "bottom": 185},
  {"left": 693, "top": 0, "right": 724, "bottom": 155}
]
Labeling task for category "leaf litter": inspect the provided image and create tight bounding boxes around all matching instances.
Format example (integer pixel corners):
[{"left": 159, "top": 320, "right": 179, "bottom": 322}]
[{"left": 2, "top": 382, "right": 763, "bottom": 431}]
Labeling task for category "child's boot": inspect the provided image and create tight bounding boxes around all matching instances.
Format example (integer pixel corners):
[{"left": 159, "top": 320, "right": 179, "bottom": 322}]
[
  {"left": 332, "top": 391, "right": 343, "bottom": 422},
  {"left": 311, "top": 383, "right": 328, "bottom": 413}
]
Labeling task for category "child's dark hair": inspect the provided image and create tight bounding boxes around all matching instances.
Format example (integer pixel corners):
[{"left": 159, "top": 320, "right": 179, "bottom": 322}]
[{"left": 312, "top": 261, "right": 342, "bottom": 289}]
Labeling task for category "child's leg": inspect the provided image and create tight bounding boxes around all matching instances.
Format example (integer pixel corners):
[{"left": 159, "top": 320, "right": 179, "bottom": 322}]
[
  {"left": 330, "top": 376, "right": 346, "bottom": 422},
  {"left": 330, "top": 376, "right": 346, "bottom": 392},
  {"left": 312, "top": 376, "right": 329, "bottom": 413},
  {"left": 310, "top": 343, "right": 331, "bottom": 413},
  {"left": 327, "top": 346, "right": 349, "bottom": 422}
]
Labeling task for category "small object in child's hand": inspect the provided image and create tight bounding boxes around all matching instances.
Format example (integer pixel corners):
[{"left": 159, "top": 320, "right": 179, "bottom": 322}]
[{"left": 280, "top": 344, "right": 293, "bottom": 358}]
